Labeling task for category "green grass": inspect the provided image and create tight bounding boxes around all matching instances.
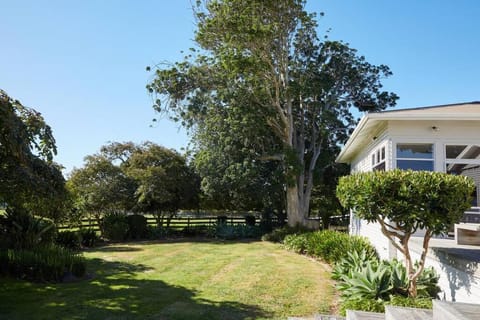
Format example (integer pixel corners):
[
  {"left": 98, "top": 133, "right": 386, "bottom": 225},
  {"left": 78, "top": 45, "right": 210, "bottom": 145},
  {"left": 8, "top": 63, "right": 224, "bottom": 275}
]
[{"left": 0, "top": 240, "right": 336, "bottom": 320}]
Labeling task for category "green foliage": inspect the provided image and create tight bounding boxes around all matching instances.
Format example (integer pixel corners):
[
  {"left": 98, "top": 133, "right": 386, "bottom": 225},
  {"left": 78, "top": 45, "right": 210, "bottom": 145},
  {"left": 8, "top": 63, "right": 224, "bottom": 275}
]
[
  {"left": 146, "top": 225, "right": 171, "bottom": 239},
  {"left": 337, "top": 170, "right": 474, "bottom": 236},
  {"left": 339, "top": 297, "right": 385, "bottom": 316},
  {"left": 124, "top": 142, "right": 200, "bottom": 216},
  {"left": 147, "top": 0, "right": 397, "bottom": 227},
  {"left": 216, "top": 215, "right": 228, "bottom": 225},
  {"left": 79, "top": 228, "right": 98, "bottom": 247},
  {"left": 127, "top": 214, "right": 148, "bottom": 239},
  {"left": 337, "top": 170, "right": 473, "bottom": 296},
  {"left": 283, "top": 230, "right": 377, "bottom": 264},
  {"left": 101, "top": 212, "right": 129, "bottom": 241},
  {"left": 283, "top": 233, "right": 309, "bottom": 254},
  {"left": 0, "top": 90, "right": 68, "bottom": 218},
  {"left": 67, "top": 155, "right": 136, "bottom": 222},
  {"left": 56, "top": 230, "right": 81, "bottom": 250},
  {"left": 244, "top": 215, "right": 256, "bottom": 226},
  {"left": 214, "top": 224, "right": 262, "bottom": 240},
  {"left": 261, "top": 225, "right": 308, "bottom": 243},
  {"left": 0, "top": 244, "right": 86, "bottom": 282},
  {"left": 388, "top": 295, "right": 433, "bottom": 309},
  {"left": 337, "top": 261, "right": 392, "bottom": 300},
  {"left": 339, "top": 296, "right": 433, "bottom": 316},
  {"left": 0, "top": 208, "right": 56, "bottom": 249},
  {"left": 332, "top": 249, "right": 378, "bottom": 281}
]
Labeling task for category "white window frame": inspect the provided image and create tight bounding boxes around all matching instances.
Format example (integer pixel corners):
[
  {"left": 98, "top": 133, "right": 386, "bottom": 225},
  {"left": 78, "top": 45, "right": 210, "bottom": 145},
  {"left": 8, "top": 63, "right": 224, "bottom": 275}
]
[{"left": 394, "top": 142, "right": 435, "bottom": 171}]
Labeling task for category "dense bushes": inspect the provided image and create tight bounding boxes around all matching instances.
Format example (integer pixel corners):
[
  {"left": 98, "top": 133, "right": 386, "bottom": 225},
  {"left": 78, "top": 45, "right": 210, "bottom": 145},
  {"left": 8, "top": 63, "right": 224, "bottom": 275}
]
[
  {"left": 0, "top": 208, "right": 56, "bottom": 249},
  {"left": 261, "top": 225, "right": 309, "bottom": 243},
  {"left": 101, "top": 212, "right": 129, "bottom": 241},
  {"left": 214, "top": 224, "right": 262, "bottom": 240},
  {"left": 56, "top": 230, "right": 82, "bottom": 250},
  {"left": 333, "top": 249, "right": 439, "bottom": 315},
  {"left": 283, "top": 230, "right": 377, "bottom": 264},
  {"left": 279, "top": 229, "right": 439, "bottom": 315},
  {"left": 127, "top": 214, "right": 148, "bottom": 239},
  {"left": 0, "top": 244, "right": 86, "bottom": 282},
  {"left": 79, "top": 228, "right": 99, "bottom": 247}
]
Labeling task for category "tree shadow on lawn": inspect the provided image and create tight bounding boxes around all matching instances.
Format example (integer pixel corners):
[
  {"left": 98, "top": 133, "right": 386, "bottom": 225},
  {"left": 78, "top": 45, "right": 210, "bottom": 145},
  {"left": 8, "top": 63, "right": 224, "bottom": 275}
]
[{"left": 0, "top": 258, "right": 271, "bottom": 320}]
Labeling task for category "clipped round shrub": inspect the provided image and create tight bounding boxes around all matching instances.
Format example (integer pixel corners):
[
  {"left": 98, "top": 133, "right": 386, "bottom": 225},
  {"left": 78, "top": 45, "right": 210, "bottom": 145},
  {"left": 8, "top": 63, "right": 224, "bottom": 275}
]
[
  {"left": 102, "top": 213, "right": 129, "bottom": 241},
  {"left": 127, "top": 214, "right": 148, "bottom": 239},
  {"left": 56, "top": 230, "right": 81, "bottom": 250},
  {"left": 244, "top": 215, "right": 256, "bottom": 226}
]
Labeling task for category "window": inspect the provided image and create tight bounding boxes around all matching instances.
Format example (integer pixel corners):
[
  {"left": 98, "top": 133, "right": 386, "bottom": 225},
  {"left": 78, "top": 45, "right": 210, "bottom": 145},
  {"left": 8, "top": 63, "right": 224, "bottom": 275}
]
[
  {"left": 396, "top": 143, "right": 434, "bottom": 171},
  {"left": 445, "top": 144, "right": 480, "bottom": 206},
  {"left": 372, "top": 146, "right": 386, "bottom": 171}
]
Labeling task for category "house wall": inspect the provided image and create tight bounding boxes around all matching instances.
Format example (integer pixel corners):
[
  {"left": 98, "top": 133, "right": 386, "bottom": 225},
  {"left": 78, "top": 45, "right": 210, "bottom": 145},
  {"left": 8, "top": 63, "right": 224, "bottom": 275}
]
[
  {"left": 409, "top": 238, "right": 480, "bottom": 303},
  {"left": 348, "top": 119, "right": 480, "bottom": 298}
]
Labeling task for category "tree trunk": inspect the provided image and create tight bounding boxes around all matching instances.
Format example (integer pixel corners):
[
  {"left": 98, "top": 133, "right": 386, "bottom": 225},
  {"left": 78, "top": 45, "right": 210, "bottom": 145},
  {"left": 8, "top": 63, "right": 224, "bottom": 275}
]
[{"left": 287, "top": 184, "right": 304, "bottom": 227}]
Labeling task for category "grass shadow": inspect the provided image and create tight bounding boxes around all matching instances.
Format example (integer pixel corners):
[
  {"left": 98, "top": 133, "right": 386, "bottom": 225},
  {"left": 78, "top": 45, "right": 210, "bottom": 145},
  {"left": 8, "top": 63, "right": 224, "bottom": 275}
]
[{"left": 0, "top": 257, "right": 271, "bottom": 320}]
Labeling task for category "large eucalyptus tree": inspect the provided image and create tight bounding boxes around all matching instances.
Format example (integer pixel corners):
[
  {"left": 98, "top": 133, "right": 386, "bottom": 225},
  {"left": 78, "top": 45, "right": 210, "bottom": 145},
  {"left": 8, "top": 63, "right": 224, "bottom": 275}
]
[{"left": 148, "top": 0, "right": 397, "bottom": 227}]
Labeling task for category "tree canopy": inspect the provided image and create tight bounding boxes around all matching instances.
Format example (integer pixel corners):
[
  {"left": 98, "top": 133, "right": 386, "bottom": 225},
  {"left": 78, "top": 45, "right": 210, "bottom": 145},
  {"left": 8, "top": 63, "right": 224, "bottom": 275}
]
[
  {"left": 0, "top": 90, "right": 67, "bottom": 220},
  {"left": 67, "top": 142, "right": 199, "bottom": 227},
  {"left": 337, "top": 170, "right": 475, "bottom": 297},
  {"left": 147, "top": 0, "right": 398, "bottom": 227}
]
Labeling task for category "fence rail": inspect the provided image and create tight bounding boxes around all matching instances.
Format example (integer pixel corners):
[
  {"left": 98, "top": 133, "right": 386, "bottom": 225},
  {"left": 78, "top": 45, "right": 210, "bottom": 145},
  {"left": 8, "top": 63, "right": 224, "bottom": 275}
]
[{"left": 58, "top": 215, "right": 280, "bottom": 231}]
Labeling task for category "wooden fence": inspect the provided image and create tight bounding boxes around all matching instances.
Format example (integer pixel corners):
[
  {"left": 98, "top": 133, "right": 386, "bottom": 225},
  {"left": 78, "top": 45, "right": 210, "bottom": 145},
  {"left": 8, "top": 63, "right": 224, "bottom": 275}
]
[{"left": 58, "top": 215, "right": 279, "bottom": 231}]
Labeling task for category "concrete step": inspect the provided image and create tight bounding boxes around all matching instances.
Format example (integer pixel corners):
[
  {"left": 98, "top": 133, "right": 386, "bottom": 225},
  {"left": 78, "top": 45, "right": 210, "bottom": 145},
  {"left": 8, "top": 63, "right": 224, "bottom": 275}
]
[
  {"left": 433, "top": 300, "right": 480, "bottom": 320},
  {"left": 385, "top": 305, "right": 432, "bottom": 320},
  {"left": 346, "top": 310, "right": 384, "bottom": 320}
]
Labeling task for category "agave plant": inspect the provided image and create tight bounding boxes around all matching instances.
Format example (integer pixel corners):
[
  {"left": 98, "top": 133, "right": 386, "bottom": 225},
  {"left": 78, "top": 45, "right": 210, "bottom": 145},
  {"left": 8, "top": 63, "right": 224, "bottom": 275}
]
[
  {"left": 332, "top": 249, "right": 379, "bottom": 280},
  {"left": 337, "top": 261, "right": 392, "bottom": 300}
]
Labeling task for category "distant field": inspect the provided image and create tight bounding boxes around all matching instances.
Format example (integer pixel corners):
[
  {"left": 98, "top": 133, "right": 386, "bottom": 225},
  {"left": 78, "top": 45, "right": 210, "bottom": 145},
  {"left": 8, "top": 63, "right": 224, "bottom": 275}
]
[{"left": 0, "top": 240, "right": 336, "bottom": 320}]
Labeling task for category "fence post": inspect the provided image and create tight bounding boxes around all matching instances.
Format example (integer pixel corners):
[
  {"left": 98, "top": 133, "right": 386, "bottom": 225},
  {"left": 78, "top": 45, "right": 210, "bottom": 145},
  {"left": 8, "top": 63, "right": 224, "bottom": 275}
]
[{"left": 187, "top": 217, "right": 190, "bottom": 231}]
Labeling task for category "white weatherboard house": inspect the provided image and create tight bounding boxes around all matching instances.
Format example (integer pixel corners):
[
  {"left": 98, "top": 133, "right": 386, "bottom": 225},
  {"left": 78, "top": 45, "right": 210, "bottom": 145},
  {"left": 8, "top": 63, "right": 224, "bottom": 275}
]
[{"left": 336, "top": 102, "right": 480, "bottom": 303}]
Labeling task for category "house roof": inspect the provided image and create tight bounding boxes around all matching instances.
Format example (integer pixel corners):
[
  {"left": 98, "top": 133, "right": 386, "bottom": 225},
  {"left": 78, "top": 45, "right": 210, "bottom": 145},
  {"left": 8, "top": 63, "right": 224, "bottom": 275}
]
[{"left": 336, "top": 101, "right": 480, "bottom": 164}]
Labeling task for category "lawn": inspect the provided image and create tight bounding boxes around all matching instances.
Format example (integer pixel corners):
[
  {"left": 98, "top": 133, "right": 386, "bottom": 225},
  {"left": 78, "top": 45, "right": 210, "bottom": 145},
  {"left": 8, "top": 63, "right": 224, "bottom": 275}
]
[{"left": 0, "top": 240, "right": 336, "bottom": 320}]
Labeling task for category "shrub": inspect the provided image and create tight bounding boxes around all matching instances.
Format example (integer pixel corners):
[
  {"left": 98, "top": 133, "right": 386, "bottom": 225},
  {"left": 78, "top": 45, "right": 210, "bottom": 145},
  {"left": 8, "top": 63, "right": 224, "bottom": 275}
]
[
  {"left": 56, "top": 230, "right": 81, "bottom": 250},
  {"left": 261, "top": 225, "right": 308, "bottom": 243},
  {"left": 217, "top": 215, "right": 228, "bottom": 225},
  {"left": 127, "top": 214, "right": 148, "bottom": 239},
  {"left": 337, "top": 170, "right": 474, "bottom": 297},
  {"left": 282, "top": 230, "right": 377, "bottom": 264},
  {"left": 0, "top": 209, "right": 57, "bottom": 249},
  {"left": 215, "top": 224, "right": 262, "bottom": 240},
  {"left": 283, "top": 233, "right": 309, "bottom": 254},
  {"left": 79, "top": 228, "right": 98, "bottom": 247},
  {"left": 146, "top": 225, "right": 171, "bottom": 239},
  {"left": 388, "top": 296, "right": 433, "bottom": 309},
  {"left": 337, "top": 261, "right": 392, "bottom": 301},
  {"left": 244, "top": 215, "right": 256, "bottom": 226},
  {"left": 339, "top": 296, "right": 433, "bottom": 316},
  {"left": 340, "top": 298, "right": 385, "bottom": 316},
  {"left": 1, "top": 244, "right": 86, "bottom": 282},
  {"left": 332, "top": 249, "right": 379, "bottom": 281},
  {"left": 102, "top": 212, "right": 129, "bottom": 241},
  {"left": 182, "top": 225, "right": 212, "bottom": 237}
]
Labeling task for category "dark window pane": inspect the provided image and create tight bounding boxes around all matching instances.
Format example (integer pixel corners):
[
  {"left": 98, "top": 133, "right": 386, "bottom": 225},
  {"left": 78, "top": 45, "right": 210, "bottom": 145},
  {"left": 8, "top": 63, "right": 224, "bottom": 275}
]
[
  {"left": 397, "top": 160, "right": 434, "bottom": 171},
  {"left": 446, "top": 145, "right": 480, "bottom": 160},
  {"left": 446, "top": 145, "right": 467, "bottom": 159},
  {"left": 397, "top": 144, "right": 433, "bottom": 159}
]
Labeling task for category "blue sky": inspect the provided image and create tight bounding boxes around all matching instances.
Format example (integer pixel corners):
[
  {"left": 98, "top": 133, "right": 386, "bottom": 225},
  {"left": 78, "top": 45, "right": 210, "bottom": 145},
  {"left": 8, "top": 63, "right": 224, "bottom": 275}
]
[{"left": 1, "top": 0, "right": 479, "bottom": 174}]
